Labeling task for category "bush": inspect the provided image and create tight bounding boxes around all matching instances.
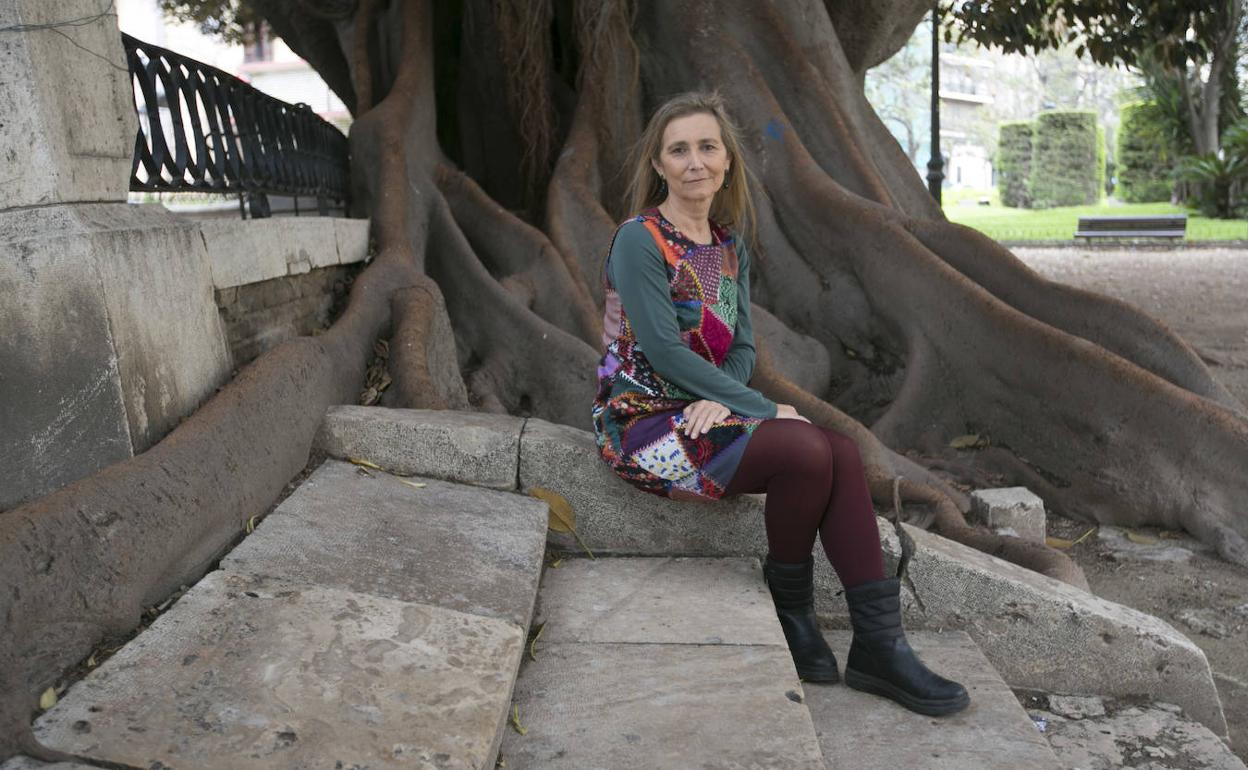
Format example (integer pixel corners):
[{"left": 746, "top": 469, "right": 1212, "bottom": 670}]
[
  {"left": 1029, "top": 111, "right": 1103, "bottom": 208},
  {"left": 1117, "top": 101, "right": 1176, "bottom": 203},
  {"left": 996, "top": 121, "right": 1034, "bottom": 208}
]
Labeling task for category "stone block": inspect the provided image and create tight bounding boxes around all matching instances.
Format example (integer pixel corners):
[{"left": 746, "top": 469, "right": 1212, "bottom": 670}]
[
  {"left": 335, "top": 216, "right": 370, "bottom": 264},
  {"left": 221, "top": 460, "right": 547, "bottom": 627},
  {"left": 33, "top": 570, "right": 524, "bottom": 770},
  {"left": 0, "top": 1, "right": 134, "bottom": 208},
  {"left": 850, "top": 520, "right": 1228, "bottom": 738},
  {"left": 535, "top": 556, "right": 784, "bottom": 646},
  {"left": 0, "top": 760, "right": 98, "bottom": 770},
  {"left": 1029, "top": 699, "right": 1246, "bottom": 770},
  {"left": 1, "top": 203, "right": 231, "bottom": 504},
  {"left": 500, "top": 643, "right": 823, "bottom": 770},
  {"left": 518, "top": 418, "right": 768, "bottom": 554},
  {"left": 807, "top": 631, "right": 1060, "bottom": 769},
  {"left": 970, "top": 487, "right": 1047, "bottom": 543},
  {"left": 199, "top": 218, "right": 343, "bottom": 288},
  {"left": 315, "top": 406, "right": 525, "bottom": 490}
]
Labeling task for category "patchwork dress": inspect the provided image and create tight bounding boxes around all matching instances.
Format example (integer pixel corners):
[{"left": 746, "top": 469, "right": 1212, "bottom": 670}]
[{"left": 591, "top": 210, "right": 778, "bottom": 501}]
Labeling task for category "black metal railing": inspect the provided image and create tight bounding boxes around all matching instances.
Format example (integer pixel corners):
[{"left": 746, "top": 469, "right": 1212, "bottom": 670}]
[{"left": 121, "top": 32, "right": 350, "bottom": 217}]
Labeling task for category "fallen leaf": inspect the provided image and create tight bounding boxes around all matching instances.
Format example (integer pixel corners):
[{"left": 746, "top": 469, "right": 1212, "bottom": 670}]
[
  {"left": 530, "top": 488, "right": 575, "bottom": 534},
  {"left": 1126, "top": 530, "right": 1159, "bottom": 545},
  {"left": 509, "top": 704, "right": 527, "bottom": 736},
  {"left": 245, "top": 515, "right": 258, "bottom": 534},
  {"left": 1158, "top": 530, "right": 1186, "bottom": 540},
  {"left": 528, "top": 622, "right": 545, "bottom": 662},
  {"left": 86, "top": 654, "right": 97, "bottom": 667},
  {"left": 349, "top": 457, "right": 383, "bottom": 471},
  {"left": 949, "top": 434, "right": 987, "bottom": 450},
  {"left": 528, "top": 488, "right": 596, "bottom": 560},
  {"left": 1071, "top": 527, "right": 1097, "bottom": 546},
  {"left": 39, "top": 687, "right": 56, "bottom": 710},
  {"left": 397, "top": 479, "right": 427, "bottom": 490},
  {"left": 1046, "top": 536, "right": 1075, "bottom": 550},
  {"left": 548, "top": 558, "right": 564, "bottom": 569}
]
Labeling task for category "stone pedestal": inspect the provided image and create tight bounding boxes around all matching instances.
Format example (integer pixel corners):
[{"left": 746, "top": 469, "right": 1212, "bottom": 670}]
[
  {"left": 970, "top": 486, "right": 1048, "bottom": 543},
  {"left": 0, "top": 204, "right": 232, "bottom": 509},
  {"left": 0, "top": 0, "right": 135, "bottom": 208}
]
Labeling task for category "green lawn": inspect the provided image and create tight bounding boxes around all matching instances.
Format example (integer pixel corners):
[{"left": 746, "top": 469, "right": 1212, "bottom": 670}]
[{"left": 942, "top": 190, "right": 1248, "bottom": 241}]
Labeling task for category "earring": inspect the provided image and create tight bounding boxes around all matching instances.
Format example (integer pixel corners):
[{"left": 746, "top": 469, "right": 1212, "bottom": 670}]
[
  {"left": 722, "top": 173, "right": 730, "bottom": 190},
  {"left": 659, "top": 176, "right": 667, "bottom": 194}
]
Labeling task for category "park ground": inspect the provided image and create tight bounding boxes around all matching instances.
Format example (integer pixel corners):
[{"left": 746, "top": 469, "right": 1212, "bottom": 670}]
[{"left": 1011, "top": 243, "right": 1248, "bottom": 761}]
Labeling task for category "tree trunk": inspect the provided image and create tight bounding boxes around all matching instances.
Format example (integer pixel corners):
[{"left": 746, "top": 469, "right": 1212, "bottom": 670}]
[{"left": 283, "top": 0, "right": 1248, "bottom": 572}]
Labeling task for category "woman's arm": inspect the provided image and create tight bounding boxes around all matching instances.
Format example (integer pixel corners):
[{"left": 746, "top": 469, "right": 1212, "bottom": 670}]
[
  {"left": 720, "top": 238, "right": 758, "bottom": 386},
  {"left": 609, "top": 222, "right": 778, "bottom": 419}
]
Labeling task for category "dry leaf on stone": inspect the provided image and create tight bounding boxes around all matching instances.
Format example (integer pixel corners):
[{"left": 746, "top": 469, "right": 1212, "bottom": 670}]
[
  {"left": 1126, "top": 530, "right": 1159, "bottom": 545},
  {"left": 949, "top": 433, "right": 988, "bottom": 450},
  {"left": 528, "top": 622, "right": 545, "bottom": 662},
  {"left": 1046, "top": 536, "right": 1076, "bottom": 550},
  {"left": 528, "top": 488, "right": 596, "bottom": 559},
  {"left": 510, "top": 704, "right": 527, "bottom": 735},
  {"left": 39, "top": 687, "right": 56, "bottom": 710},
  {"left": 1071, "top": 527, "right": 1097, "bottom": 546},
  {"left": 349, "top": 457, "right": 383, "bottom": 471},
  {"left": 397, "top": 479, "right": 427, "bottom": 490},
  {"left": 245, "top": 515, "right": 258, "bottom": 534}
]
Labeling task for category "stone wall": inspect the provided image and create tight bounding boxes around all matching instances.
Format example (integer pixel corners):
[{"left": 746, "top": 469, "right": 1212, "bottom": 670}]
[
  {"left": 216, "top": 265, "right": 357, "bottom": 367},
  {"left": 0, "top": 0, "right": 371, "bottom": 510}
]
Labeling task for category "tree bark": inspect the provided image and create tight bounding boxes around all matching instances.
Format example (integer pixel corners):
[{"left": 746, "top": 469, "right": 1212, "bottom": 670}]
[{"left": 8, "top": 1, "right": 1248, "bottom": 758}]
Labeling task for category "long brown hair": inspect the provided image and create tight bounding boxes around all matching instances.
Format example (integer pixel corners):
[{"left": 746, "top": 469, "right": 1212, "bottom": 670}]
[{"left": 624, "top": 91, "right": 758, "bottom": 241}]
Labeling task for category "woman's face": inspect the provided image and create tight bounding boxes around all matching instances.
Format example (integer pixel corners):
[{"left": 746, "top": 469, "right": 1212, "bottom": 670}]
[{"left": 652, "top": 111, "right": 731, "bottom": 207}]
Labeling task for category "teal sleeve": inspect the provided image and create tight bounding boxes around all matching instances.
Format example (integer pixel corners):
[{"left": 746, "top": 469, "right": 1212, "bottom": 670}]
[
  {"left": 720, "top": 239, "right": 758, "bottom": 386},
  {"left": 608, "top": 222, "right": 778, "bottom": 419}
]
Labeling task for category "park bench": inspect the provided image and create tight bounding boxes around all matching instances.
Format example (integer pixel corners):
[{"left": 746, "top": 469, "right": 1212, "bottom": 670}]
[{"left": 1074, "top": 214, "right": 1187, "bottom": 241}]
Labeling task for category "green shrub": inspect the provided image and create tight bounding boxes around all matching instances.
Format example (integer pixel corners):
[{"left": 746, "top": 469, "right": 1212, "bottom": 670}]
[
  {"left": 996, "top": 121, "right": 1034, "bottom": 208},
  {"left": 1029, "top": 111, "right": 1102, "bottom": 208},
  {"left": 1117, "top": 101, "right": 1176, "bottom": 203}
]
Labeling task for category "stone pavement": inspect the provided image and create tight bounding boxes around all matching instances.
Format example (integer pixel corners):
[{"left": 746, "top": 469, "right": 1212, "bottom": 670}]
[{"left": 2, "top": 406, "right": 1240, "bottom": 768}]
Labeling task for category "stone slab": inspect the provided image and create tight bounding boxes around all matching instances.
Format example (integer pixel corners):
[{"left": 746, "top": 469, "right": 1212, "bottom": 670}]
[
  {"left": 1029, "top": 699, "right": 1247, "bottom": 770},
  {"left": 499, "top": 642, "right": 823, "bottom": 770},
  {"left": 0, "top": 761, "right": 98, "bottom": 770},
  {"left": 845, "top": 519, "right": 1228, "bottom": 738},
  {"left": 0, "top": 0, "right": 134, "bottom": 208},
  {"left": 33, "top": 570, "right": 524, "bottom": 770},
  {"left": 335, "top": 217, "right": 370, "bottom": 264},
  {"left": 200, "top": 218, "right": 336, "bottom": 288},
  {"left": 807, "top": 630, "right": 1060, "bottom": 769},
  {"left": 0, "top": 214, "right": 133, "bottom": 509},
  {"left": 970, "top": 487, "right": 1047, "bottom": 543},
  {"left": 315, "top": 406, "right": 526, "bottom": 490},
  {"left": 221, "top": 459, "right": 547, "bottom": 628},
  {"left": 535, "top": 556, "right": 784, "bottom": 646},
  {"left": 519, "top": 418, "right": 768, "bottom": 554}
]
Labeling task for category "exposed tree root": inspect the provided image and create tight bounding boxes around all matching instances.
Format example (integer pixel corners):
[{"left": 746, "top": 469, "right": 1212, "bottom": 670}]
[{"left": 381, "top": 275, "right": 471, "bottom": 410}]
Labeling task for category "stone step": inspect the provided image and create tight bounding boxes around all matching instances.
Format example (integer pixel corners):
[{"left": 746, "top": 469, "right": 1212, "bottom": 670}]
[
  {"left": 499, "top": 556, "right": 825, "bottom": 769},
  {"left": 20, "top": 456, "right": 551, "bottom": 769},
  {"left": 806, "top": 630, "right": 1061, "bottom": 769}
]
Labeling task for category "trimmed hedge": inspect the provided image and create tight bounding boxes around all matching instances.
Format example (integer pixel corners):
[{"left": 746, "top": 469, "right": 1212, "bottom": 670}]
[
  {"left": 996, "top": 121, "right": 1034, "bottom": 208},
  {"left": 1030, "top": 111, "right": 1103, "bottom": 208},
  {"left": 1117, "top": 100, "right": 1176, "bottom": 203}
]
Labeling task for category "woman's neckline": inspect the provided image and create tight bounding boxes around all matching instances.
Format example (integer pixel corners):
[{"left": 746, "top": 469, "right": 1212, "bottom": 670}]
[{"left": 653, "top": 207, "right": 719, "bottom": 247}]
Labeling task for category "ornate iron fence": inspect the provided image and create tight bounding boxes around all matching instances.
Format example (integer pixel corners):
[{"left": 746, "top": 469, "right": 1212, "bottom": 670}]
[{"left": 121, "top": 32, "right": 350, "bottom": 217}]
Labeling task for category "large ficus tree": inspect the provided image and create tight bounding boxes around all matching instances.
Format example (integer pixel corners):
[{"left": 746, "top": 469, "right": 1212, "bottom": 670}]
[{"left": 170, "top": 0, "right": 1248, "bottom": 578}]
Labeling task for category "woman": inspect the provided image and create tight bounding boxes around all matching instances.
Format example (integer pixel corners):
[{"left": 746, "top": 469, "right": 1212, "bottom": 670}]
[{"left": 591, "top": 91, "right": 969, "bottom": 717}]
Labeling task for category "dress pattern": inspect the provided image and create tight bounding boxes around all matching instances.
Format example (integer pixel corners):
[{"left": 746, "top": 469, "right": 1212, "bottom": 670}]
[{"left": 591, "top": 210, "right": 764, "bottom": 501}]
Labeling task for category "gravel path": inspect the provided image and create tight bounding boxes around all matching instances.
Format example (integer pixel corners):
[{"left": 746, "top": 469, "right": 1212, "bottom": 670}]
[
  {"left": 1012, "top": 244, "right": 1248, "bottom": 761},
  {"left": 1013, "top": 245, "right": 1248, "bottom": 405}
]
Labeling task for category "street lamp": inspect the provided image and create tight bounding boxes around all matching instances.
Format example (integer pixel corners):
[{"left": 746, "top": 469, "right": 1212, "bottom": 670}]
[{"left": 927, "top": 1, "right": 945, "bottom": 205}]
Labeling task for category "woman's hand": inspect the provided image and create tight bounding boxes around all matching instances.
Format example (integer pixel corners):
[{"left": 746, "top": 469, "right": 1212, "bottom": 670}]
[
  {"left": 682, "top": 399, "right": 731, "bottom": 439},
  {"left": 775, "top": 403, "right": 810, "bottom": 423}
]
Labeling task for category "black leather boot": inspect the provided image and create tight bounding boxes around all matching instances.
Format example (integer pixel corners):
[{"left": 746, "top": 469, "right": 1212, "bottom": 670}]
[
  {"left": 762, "top": 556, "right": 839, "bottom": 683},
  {"left": 844, "top": 577, "right": 970, "bottom": 715}
]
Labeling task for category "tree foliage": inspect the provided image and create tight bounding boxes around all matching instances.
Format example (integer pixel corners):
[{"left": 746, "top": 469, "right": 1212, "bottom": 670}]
[
  {"left": 995, "top": 121, "right": 1034, "bottom": 207},
  {"left": 1116, "top": 101, "right": 1177, "bottom": 203},
  {"left": 1029, "top": 110, "right": 1103, "bottom": 208},
  {"left": 156, "top": 0, "right": 259, "bottom": 44}
]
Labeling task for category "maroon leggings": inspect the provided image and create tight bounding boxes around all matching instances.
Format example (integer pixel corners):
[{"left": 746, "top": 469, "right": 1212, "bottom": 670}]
[{"left": 725, "top": 419, "right": 886, "bottom": 588}]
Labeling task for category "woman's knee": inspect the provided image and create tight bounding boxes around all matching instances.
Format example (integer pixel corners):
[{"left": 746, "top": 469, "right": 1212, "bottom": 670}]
[
  {"left": 764, "top": 420, "right": 834, "bottom": 477},
  {"left": 818, "top": 428, "right": 864, "bottom": 472}
]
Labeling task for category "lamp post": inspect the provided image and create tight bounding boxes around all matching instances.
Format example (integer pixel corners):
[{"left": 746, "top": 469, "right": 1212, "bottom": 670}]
[{"left": 926, "top": 1, "right": 945, "bottom": 205}]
